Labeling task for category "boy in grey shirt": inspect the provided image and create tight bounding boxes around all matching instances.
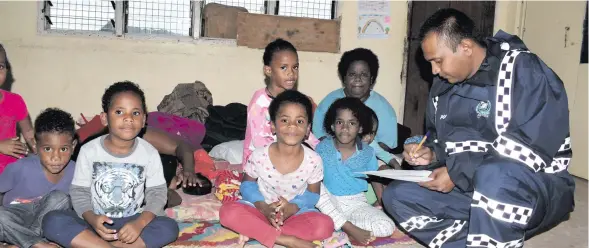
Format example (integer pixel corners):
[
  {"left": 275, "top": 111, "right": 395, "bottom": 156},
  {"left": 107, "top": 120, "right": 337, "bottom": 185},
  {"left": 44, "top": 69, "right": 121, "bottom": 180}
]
[
  {"left": 0, "top": 108, "right": 76, "bottom": 248},
  {"left": 43, "top": 82, "right": 178, "bottom": 248}
]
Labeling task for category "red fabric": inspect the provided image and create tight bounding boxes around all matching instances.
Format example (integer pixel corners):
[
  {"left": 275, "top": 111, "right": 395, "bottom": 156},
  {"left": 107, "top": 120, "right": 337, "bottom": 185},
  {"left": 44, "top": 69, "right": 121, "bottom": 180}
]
[
  {"left": 76, "top": 114, "right": 104, "bottom": 143},
  {"left": 219, "top": 202, "right": 334, "bottom": 247},
  {"left": 214, "top": 170, "right": 243, "bottom": 203},
  {"left": 193, "top": 149, "right": 216, "bottom": 179}
]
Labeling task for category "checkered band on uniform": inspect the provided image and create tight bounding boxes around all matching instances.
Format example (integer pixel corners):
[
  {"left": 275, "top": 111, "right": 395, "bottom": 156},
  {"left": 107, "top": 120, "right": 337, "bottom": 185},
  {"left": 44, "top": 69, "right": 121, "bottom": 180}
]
[
  {"left": 492, "top": 44, "right": 570, "bottom": 173},
  {"left": 471, "top": 191, "right": 533, "bottom": 225},
  {"left": 467, "top": 234, "right": 524, "bottom": 248},
  {"left": 399, "top": 215, "right": 444, "bottom": 232},
  {"left": 445, "top": 141, "right": 492, "bottom": 155},
  {"left": 429, "top": 220, "right": 467, "bottom": 248},
  {"left": 432, "top": 96, "right": 439, "bottom": 115}
]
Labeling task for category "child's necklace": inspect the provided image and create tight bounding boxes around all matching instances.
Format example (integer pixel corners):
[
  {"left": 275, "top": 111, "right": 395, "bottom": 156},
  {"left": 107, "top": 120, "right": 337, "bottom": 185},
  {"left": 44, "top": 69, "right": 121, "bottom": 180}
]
[{"left": 265, "top": 87, "right": 275, "bottom": 99}]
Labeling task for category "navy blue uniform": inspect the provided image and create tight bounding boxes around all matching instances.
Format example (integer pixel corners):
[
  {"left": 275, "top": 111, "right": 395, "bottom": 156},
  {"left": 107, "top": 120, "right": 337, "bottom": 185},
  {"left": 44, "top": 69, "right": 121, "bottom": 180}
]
[{"left": 383, "top": 30, "right": 575, "bottom": 248}]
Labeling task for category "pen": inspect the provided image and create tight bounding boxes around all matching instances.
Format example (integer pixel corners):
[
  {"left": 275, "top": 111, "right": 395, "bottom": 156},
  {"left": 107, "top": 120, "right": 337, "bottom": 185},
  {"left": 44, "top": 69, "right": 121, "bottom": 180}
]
[{"left": 411, "top": 131, "right": 430, "bottom": 158}]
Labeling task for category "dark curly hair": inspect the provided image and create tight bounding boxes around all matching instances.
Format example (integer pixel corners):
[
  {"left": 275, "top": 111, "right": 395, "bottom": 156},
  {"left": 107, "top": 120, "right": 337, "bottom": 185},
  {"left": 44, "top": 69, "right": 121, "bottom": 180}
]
[
  {"left": 101, "top": 81, "right": 147, "bottom": 113},
  {"left": 365, "top": 106, "right": 378, "bottom": 134},
  {"left": 323, "top": 97, "right": 373, "bottom": 137},
  {"left": 418, "top": 8, "right": 484, "bottom": 51},
  {"left": 268, "top": 90, "right": 313, "bottom": 124},
  {"left": 337, "top": 48, "right": 379, "bottom": 85},
  {"left": 34, "top": 108, "right": 76, "bottom": 140},
  {"left": 0, "top": 44, "right": 15, "bottom": 91},
  {"left": 263, "top": 38, "right": 298, "bottom": 66}
]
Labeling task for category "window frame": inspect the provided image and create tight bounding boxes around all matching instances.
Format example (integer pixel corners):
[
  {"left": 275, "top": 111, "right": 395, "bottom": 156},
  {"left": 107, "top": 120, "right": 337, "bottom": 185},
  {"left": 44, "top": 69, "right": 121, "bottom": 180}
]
[{"left": 37, "top": 0, "right": 340, "bottom": 42}]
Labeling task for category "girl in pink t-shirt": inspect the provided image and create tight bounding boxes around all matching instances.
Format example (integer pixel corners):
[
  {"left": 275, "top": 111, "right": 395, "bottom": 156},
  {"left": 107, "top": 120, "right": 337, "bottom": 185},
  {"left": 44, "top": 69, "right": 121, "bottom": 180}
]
[
  {"left": 242, "top": 38, "right": 319, "bottom": 168},
  {"left": 220, "top": 90, "right": 333, "bottom": 248},
  {"left": 0, "top": 44, "right": 35, "bottom": 174}
]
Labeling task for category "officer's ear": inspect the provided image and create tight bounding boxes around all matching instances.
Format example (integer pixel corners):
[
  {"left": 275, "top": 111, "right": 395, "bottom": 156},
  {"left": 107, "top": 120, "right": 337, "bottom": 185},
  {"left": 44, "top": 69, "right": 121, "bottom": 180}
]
[{"left": 458, "top": 39, "right": 474, "bottom": 57}]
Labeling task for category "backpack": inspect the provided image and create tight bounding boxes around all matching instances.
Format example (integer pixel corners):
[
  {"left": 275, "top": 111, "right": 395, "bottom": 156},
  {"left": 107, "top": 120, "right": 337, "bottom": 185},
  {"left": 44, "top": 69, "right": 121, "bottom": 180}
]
[{"left": 201, "top": 103, "right": 247, "bottom": 151}]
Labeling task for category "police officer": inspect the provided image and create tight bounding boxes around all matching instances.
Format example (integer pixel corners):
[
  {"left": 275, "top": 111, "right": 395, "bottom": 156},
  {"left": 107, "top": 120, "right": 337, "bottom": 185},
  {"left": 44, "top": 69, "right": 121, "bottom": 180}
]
[{"left": 383, "top": 8, "right": 575, "bottom": 248}]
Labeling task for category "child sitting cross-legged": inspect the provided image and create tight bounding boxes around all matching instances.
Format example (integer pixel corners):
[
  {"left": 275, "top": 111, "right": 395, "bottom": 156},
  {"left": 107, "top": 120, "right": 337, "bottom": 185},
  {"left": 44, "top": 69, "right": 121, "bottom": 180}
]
[
  {"left": 0, "top": 108, "right": 76, "bottom": 248},
  {"left": 220, "top": 90, "right": 334, "bottom": 248},
  {"left": 315, "top": 97, "right": 397, "bottom": 245},
  {"left": 42, "top": 81, "right": 179, "bottom": 248}
]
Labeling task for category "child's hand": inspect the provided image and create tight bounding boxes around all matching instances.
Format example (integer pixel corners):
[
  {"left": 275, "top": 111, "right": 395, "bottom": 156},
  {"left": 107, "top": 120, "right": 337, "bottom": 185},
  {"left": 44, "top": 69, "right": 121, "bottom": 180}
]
[
  {"left": 87, "top": 214, "right": 117, "bottom": 241},
  {"left": 256, "top": 202, "right": 280, "bottom": 229},
  {"left": 0, "top": 137, "right": 27, "bottom": 158},
  {"left": 118, "top": 220, "right": 143, "bottom": 244},
  {"left": 275, "top": 196, "right": 299, "bottom": 225}
]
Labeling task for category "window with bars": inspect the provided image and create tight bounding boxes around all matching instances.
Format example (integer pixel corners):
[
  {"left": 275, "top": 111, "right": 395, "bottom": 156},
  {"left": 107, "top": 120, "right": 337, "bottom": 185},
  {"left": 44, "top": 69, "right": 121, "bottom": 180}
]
[{"left": 40, "top": 0, "right": 337, "bottom": 38}]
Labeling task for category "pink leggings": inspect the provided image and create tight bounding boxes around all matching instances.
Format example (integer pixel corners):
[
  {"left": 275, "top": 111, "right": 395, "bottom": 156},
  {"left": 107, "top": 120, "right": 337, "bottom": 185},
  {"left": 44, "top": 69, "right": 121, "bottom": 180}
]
[{"left": 219, "top": 202, "right": 334, "bottom": 247}]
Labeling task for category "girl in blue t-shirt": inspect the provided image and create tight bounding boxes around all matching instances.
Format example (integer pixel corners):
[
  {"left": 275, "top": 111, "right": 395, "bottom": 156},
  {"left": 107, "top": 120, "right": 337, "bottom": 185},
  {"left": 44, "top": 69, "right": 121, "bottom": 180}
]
[{"left": 315, "top": 97, "right": 396, "bottom": 245}]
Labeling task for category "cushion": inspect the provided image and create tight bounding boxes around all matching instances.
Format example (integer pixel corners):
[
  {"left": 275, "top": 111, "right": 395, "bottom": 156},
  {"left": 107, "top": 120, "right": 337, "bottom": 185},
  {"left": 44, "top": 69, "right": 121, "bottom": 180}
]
[
  {"left": 165, "top": 191, "right": 221, "bottom": 222},
  {"left": 208, "top": 140, "right": 244, "bottom": 165},
  {"left": 147, "top": 111, "right": 206, "bottom": 149}
]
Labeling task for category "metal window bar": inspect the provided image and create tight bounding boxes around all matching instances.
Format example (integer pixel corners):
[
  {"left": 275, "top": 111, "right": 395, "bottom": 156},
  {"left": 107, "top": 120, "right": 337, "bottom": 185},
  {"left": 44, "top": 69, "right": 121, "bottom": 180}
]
[
  {"left": 277, "top": 0, "right": 334, "bottom": 20},
  {"left": 203, "top": 0, "right": 266, "bottom": 14},
  {"left": 125, "top": 0, "right": 192, "bottom": 36},
  {"left": 46, "top": 0, "right": 116, "bottom": 32}
]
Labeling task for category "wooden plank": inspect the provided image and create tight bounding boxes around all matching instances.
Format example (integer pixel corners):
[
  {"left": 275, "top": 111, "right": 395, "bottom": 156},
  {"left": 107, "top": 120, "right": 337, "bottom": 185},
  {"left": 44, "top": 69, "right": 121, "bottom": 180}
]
[
  {"left": 236, "top": 12, "right": 340, "bottom": 53},
  {"left": 203, "top": 3, "right": 248, "bottom": 39}
]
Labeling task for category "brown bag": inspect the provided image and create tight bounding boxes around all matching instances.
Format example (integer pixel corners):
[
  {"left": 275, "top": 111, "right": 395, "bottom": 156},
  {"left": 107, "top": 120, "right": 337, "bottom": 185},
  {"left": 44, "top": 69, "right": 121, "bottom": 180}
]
[{"left": 157, "top": 81, "right": 213, "bottom": 124}]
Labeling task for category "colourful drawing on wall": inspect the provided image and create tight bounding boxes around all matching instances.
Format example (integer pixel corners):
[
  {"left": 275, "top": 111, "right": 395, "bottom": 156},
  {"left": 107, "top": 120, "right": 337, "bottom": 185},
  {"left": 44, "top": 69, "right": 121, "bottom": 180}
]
[{"left": 357, "top": 1, "right": 391, "bottom": 39}]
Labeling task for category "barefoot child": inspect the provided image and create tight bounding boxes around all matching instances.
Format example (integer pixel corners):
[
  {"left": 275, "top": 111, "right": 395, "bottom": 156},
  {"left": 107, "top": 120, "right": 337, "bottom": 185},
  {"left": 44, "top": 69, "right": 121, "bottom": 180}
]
[
  {"left": 315, "top": 97, "right": 396, "bottom": 245},
  {"left": 0, "top": 44, "right": 36, "bottom": 174},
  {"left": 0, "top": 108, "right": 76, "bottom": 248},
  {"left": 42, "top": 81, "right": 179, "bottom": 248},
  {"left": 220, "top": 90, "right": 334, "bottom": 248}
]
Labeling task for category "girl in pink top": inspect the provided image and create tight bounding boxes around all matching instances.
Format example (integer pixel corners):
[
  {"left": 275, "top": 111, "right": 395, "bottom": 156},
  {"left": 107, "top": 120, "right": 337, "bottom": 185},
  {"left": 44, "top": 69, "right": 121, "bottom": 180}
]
[
  {"left": 242, "top": 38, "right": 319, "bottom": 167},
  {"left": 0, "top": 44, "right": 35, "bottom": 174},
  {"left": 220, "top": 90, "right": 333, "bottom": 248}
]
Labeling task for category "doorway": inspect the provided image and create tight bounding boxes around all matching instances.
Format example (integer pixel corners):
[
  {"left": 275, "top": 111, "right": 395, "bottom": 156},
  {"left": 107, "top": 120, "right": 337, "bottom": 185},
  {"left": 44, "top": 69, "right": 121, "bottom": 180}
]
[{"left": 402, "top": 1, "right": 496, "bottom": 135}]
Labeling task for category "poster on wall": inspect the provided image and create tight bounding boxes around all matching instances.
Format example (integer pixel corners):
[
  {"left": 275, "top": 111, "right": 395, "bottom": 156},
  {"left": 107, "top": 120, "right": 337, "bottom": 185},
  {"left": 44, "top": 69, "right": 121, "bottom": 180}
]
[{"left": 358, "top": 0, "right": 391, "bottom": 39}]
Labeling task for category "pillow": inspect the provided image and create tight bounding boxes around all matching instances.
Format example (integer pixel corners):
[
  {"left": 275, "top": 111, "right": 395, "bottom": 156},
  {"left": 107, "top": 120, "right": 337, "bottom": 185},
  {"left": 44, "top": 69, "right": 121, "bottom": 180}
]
[{"left": 208, "top": 140, "right": 244, "bottom": 165}]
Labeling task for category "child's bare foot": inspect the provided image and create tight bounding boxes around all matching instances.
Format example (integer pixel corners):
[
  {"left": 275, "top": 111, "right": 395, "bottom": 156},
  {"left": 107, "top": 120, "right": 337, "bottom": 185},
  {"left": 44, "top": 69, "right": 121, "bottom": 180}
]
[
  {"left": 342, "top": 222, "right": 374, "bottom": 245},
  {"left": 372, "top": 201, "right": 383, "bottom": 209},
  {"left": 391, "top": 228, "right": 408, "bottom": 239},
  {"left": 31, "top": 242, "right": 61, "bottom": 248},
  {"left": 276, "top": 235, "right": 317, "bottom": 248},
  {"left": 238, "top": 234, "right": 250, "bottom": 247}
]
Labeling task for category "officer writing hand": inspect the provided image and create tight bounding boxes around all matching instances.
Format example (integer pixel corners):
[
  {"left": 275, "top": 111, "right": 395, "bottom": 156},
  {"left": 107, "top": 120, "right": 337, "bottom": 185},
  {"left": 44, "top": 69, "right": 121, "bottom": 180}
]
[
  {"left": 402, "top": 143, "right": 435, "bottom": 166},
  {"left": 418, "top": 167, "right": 455, "bottom": 193}
]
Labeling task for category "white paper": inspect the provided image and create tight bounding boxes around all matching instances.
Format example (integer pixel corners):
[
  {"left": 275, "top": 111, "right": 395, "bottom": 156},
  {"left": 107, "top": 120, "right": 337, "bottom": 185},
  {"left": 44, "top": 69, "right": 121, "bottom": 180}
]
[{"left": 357, "top": 170, "right": 433, "bottom": 182}]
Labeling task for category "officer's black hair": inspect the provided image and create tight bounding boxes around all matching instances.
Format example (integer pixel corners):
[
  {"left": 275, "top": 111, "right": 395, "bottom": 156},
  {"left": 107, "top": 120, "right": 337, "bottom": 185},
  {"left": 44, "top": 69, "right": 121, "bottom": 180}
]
[
  {"left": 337, "top": 48, "right": 379, "bottom": 85},
  {"left": 418, "top": 8, "right": 485, "bottom": 51},
  {"left": 323, "top": 97, "right": 373, "bottom": 138},
  {"left": 101, "top": 81, "right": 147, "bottom": 113}
]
